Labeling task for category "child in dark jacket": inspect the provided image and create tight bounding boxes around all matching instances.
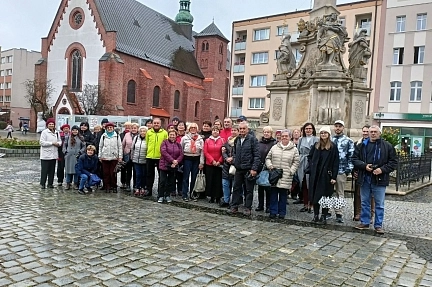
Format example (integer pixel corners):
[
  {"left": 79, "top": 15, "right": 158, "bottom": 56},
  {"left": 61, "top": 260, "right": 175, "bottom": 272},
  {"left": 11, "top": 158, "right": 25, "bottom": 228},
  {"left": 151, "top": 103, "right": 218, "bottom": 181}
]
[{"left": 76, "top": 145, "right": 99, "bottom": 194}]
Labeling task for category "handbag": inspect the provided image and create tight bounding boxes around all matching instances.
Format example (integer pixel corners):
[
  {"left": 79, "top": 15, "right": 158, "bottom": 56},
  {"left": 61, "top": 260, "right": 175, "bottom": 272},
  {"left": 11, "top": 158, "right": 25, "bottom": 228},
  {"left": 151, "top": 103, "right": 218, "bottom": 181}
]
[
  {"left": 123, "top": 153, "right": 131, "bottom": 163},
  {"left": 89, "top": 174, "right": 102, "bottom": 186},
  {"left": 191, "top": 171, "right": 206, "bottom": 199},
  {"left": 229, "top": 165, "right": 236, "bottom": 175},
  {"left": 268, "top": 168, "right": 283, "bottom": 186},
  {"left": 256, "top": 169, "right": 271, "bottom": 187}
]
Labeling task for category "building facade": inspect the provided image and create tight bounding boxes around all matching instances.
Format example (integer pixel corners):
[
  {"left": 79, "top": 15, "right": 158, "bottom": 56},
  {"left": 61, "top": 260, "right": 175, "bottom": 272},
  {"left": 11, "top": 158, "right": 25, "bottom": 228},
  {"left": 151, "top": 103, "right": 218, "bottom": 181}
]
[
  {"left": 34, "top": 0, "right": 229, "bottom": 130},
  {"left": 0, "top": 48, "right": 41, "bottom": 125},
  {"left": 374, "top": 0, "right": 432, "bottom": 155},
  {"left": 228, "top": 0, "right": 382, "bottom": 128}
]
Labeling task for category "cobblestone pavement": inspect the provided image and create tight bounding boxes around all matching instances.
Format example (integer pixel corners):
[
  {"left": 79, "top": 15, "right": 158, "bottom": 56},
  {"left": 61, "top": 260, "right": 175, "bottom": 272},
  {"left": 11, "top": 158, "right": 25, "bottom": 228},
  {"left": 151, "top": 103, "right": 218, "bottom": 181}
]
[{"left": 1, "top": 158, "right": 432, "bottom": 286}]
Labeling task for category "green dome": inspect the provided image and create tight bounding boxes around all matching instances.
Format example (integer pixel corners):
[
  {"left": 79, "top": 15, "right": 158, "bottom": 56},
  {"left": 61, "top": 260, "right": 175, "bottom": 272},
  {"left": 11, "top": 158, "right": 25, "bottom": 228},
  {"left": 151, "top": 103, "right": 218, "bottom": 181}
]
[{"left": 175, "top": 11, "right": 194, "bottom": 24}]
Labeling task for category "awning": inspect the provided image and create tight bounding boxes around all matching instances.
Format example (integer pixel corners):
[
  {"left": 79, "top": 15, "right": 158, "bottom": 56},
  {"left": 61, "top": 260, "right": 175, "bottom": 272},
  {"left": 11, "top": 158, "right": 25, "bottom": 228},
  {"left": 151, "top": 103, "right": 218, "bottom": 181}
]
[{"left": 150, "top": 107, "right": 170, "bottom": 118}]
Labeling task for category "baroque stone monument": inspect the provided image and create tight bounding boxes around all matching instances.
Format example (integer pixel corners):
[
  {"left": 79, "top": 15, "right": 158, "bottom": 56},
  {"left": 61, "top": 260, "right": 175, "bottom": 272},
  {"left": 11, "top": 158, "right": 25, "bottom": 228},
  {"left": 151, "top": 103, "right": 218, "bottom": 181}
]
[{"left": 262, "top": 0, "right": 372, "bottom": 136}]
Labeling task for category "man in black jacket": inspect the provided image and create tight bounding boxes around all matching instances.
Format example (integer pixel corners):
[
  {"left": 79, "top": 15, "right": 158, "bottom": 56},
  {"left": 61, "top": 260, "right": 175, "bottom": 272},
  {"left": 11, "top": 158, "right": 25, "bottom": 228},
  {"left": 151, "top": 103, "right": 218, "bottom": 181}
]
[
  {"left": 352, "top": 125, "right": 397, "bottom": 234},
  {"left": 228, "top": 122, "right": 260, "bottom": 216}
]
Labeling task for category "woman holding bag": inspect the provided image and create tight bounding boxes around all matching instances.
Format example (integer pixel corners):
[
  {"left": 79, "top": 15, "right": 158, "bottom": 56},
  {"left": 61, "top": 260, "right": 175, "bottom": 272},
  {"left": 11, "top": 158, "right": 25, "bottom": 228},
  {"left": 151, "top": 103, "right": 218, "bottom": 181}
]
[
  {"left": 203, "top": 127, "right": 225, "bottom": 203},
  {"left": 159, "top": 130, "right": 183, "bottom": 203},
  {"left": 265, "top": 130, "right": 300, "bottom": 219},
  {"left": 221, "top": 126, "right": 238, "bottom": 207}
]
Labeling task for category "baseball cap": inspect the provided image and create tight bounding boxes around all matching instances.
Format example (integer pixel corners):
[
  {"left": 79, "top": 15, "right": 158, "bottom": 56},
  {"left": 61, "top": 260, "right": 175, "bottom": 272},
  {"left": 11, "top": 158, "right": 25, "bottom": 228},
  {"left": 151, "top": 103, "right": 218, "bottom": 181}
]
[
  {"left": 237, "top": 115, "right": 247, "bottom": 122},
  {"left": 334, "top": 120, "right": 345, "bottom": 126}
]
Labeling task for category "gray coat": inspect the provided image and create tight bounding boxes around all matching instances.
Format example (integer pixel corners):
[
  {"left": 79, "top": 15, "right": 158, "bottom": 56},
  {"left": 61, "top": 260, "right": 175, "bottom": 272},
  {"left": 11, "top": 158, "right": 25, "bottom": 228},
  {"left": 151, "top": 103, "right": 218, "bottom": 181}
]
[
  {"left": 297, "top": 136, "right": 319, "bottom": 189},
  {"left": 63, "top": 136, "right": 86, "bottom": 174}
]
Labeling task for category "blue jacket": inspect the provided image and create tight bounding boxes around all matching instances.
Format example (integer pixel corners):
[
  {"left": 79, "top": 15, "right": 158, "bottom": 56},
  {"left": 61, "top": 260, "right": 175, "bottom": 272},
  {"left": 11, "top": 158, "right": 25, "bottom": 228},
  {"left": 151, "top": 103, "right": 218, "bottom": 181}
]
[
  {"left": 76, "top": 154, "right": 99, "bottom": 176},
  {"left": 332, "top": 134, "right": 354, "bottom": 175}
]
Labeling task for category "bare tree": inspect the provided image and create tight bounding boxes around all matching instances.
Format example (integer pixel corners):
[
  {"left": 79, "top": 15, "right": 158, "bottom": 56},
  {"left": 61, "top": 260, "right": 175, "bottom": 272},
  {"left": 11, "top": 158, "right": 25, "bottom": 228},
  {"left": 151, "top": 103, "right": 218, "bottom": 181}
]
[
  {"left": 23, "top": 79, "right": 55, "bottom": 121},
  {"left": 76, "top": 84, "right": 107, "bottom": 115}
]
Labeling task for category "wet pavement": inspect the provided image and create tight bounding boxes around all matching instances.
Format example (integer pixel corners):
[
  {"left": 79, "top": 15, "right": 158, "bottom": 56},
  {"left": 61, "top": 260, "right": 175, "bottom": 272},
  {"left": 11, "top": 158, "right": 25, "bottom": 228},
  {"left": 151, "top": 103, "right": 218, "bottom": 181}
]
[{"left": 1, "top": 158, "right": 432, "bottom": 286}]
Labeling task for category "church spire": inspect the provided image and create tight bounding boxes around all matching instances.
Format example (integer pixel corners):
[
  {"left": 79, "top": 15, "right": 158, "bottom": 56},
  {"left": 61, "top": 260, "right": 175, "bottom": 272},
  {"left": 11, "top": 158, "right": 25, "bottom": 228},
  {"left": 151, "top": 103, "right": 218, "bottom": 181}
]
[{"left": 175, "top": 0, "right": 194, "bottom": 25}]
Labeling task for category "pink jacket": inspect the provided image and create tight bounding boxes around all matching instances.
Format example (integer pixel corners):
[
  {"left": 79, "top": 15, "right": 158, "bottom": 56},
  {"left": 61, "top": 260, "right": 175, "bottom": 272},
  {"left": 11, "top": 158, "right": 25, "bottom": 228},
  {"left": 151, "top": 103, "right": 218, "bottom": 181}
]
[
  {"left": 204, "top": 136, "right": 225, "bottom": 166},
  {"left": 122, "top": 132, "right": 137, "bottom": 154}
]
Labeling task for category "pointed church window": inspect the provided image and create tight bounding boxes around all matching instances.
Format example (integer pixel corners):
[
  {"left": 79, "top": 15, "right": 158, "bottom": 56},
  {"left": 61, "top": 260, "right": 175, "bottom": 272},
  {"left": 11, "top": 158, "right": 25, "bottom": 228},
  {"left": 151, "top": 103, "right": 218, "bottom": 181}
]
[
  {"left": 194, "top": 101, "right": 200, "bottom": 118},
  {"left": 174, "top": 90, "right": 180, "bottom": 110},
  {"left": 202, "top": 43, "right": 206, "bottom": 51},
  {"left": 127, "top": 80, "right": 136, "bottom": 103},
  {"left": 219, "top": 43, "right": 223, "bottom": 54},
  {"left": 153, "top": 86, "right": 160, "bottom": 107},
  {"left": 71, "top": 50, "right": 82, "bottom": 91},
  {"left": 205, "top": 43, "right": 209, "bottom": 51}
]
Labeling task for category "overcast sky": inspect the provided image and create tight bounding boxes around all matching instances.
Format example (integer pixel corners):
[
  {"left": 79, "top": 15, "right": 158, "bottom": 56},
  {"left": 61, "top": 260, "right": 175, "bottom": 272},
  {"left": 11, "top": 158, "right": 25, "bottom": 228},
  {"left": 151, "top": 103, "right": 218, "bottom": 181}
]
[{"left": 0, "top": 0, "right": 364, "bottom": 52}]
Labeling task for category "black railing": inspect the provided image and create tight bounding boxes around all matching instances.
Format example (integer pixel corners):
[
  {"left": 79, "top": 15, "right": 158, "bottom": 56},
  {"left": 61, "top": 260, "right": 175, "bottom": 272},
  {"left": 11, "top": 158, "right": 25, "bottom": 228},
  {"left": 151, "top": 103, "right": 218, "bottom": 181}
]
[{"left": 395, "top": 153, "right": 432, "bottom": 191}]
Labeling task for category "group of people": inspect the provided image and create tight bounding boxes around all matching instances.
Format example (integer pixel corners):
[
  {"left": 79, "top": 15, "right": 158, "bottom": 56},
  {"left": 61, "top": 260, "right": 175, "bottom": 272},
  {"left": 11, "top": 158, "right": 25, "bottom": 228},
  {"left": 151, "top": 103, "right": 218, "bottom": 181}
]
[{"left": 38, "top": 115, "right": 397, "bottom": 234}]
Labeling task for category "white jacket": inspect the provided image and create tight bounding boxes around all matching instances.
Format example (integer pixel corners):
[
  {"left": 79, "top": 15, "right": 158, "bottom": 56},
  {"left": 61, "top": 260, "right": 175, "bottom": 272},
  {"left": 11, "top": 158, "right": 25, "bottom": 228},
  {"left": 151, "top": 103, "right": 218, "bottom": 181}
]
[
  {"left": 265, "top": 141, "right": 300, "bottom": 190},
  {"left": 99, "top": 132, "right": 123, "bottom": 160},
  {"left": 39, "top": 128, "right": 61, "bottom": 160}
]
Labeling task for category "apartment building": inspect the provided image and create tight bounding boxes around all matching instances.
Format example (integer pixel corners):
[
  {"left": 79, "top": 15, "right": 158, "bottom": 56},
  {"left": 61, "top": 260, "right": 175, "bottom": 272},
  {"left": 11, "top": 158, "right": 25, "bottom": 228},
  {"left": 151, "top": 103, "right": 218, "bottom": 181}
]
[
  {"left": 229, "top": 0, "right": 382, "bottom": 128},
  {"left": 374, "top": 0, "right": 432, "bottom": 155},
  {"left": 0, "top": 48, "right": 41, "bottom": 125}
]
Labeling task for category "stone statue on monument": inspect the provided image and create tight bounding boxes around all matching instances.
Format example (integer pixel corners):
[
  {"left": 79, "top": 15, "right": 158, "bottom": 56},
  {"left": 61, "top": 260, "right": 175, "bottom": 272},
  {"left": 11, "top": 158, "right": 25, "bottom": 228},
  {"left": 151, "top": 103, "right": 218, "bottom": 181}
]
[
  {"left": 317, "top": 13, "right": 348, "bottom": 66},
  {"left": 36, "top": 112, "right": 46, "bottom": 133},
  {"left": 348, "top": 29, "right": 372, "bottom": 81},
  {"left": 276, "top": 34, "right": 297, "bottom": 75}
]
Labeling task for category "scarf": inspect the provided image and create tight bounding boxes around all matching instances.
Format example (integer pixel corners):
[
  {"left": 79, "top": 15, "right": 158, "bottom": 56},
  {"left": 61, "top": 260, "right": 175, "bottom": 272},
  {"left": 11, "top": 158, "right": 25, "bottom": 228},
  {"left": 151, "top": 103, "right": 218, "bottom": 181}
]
[
  {"left": 106, "top": 130, "right": 115, "bottom": 138},
  {"left": 190, "top": 134, "right": 199, "bottom": 153}
]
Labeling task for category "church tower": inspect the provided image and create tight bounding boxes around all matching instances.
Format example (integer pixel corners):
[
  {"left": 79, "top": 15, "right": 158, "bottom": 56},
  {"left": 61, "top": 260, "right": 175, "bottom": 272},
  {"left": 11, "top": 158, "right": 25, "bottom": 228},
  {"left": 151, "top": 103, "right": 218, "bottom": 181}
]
[{"left": 175, "top": 0, "right": 194, "bottom": 40}]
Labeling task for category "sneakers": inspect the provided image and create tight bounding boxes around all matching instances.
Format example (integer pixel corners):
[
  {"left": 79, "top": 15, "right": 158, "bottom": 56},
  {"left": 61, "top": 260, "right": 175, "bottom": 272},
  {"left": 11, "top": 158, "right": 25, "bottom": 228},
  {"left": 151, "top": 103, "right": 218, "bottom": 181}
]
[
  {"left": 325, "top": 213, "right": 332, "bottom": 220},
  {"left": 354, "top": 224, "right": 370, "bottom": 230},
  {"left": 134, "top": 189, "right": 140, "bottom": 196},
  {"left": 157, "top": 197, "right": 164, "bottom": 203},
  {"left": 65, "top": 183, "right": 71, "bottom": 190},
  {"left": 375, "top": 227, "right": 385, "bottom": 234},
  {"left": 269, "top": 214, "right": 277, "bottom": 219},
  {"left": 47, "top": 185, "right": 54, "bottom": 189},
  {"left": 243, "top": 208, "right": 251, "bottom": 216},
  {"left": 182, "top": 197, "right": 189, "bottom": 202},
  {"left": 336, "top": 215, "right": 344, "bottom": 223},
  {"left": 226, "top": 208, "right": 238, "bottom": 215},
  {"left": 86, "top": 187, "right": 93, "bottom": 193},
  {"left": 165, "top": 196, "right": 172, "bottom": 203},
  {"left": 78, "top": 189, "right": 85, "bottom": 195}
]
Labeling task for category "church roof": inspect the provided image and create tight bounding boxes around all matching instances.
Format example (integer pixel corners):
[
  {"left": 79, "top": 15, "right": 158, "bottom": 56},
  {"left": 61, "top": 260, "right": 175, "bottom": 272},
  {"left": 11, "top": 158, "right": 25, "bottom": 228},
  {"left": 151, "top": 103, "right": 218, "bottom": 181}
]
[
  {"left": 94, "top": 0, "right": 204, "bottom": 78},
  {"left": 194, "top": 22, "right": 229, "bottom": 41}
]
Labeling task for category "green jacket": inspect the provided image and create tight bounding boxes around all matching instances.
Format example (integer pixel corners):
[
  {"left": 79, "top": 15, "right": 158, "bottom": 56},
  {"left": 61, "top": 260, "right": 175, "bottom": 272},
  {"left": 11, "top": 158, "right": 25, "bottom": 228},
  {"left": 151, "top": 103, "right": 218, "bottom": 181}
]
[{"left": 146, "top": 128, "right": 168, "bottom": 159}]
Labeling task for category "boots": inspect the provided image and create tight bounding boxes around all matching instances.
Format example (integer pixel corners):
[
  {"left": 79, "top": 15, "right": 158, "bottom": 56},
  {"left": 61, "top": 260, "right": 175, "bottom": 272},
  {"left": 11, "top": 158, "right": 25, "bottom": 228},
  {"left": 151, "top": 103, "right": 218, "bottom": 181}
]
[{"left": 65, "top": 183, "right": 71, "bottom": 190}]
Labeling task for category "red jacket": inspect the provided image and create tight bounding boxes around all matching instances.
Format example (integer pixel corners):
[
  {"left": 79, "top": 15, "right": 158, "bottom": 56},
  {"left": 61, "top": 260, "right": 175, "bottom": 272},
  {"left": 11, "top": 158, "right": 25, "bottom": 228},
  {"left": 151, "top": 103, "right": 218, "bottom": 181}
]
[
  {"left": 204, "top": 136, "right": 225, "bottom": 166},
  {"left": 220, "top": 128, "right": 232, "bottom": 142}
]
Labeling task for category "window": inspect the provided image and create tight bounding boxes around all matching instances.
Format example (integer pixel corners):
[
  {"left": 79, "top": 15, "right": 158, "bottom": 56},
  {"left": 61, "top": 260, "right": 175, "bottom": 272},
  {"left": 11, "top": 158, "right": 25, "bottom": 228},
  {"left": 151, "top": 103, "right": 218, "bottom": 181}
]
[
  {"left": 253, "top": 28, "right": 270, "bottom": 41},
  {"left": 248, "top": 98, "right": 265, "bottom": 109},
  {"left": 276, "top": 25, "right": 288, "bottom": 36},
  {"left": 274, "top": 50, "right": 280, "bottom": 60},
  {"left": 360, "top": 18, "right": 371, "bottom": 28},
  {"left": 396, "top": 16, "right": 406, "bottom": 32},
  {"left": 6, "top": 56, "right": 12, "bottom": 63},
  {"left": 0, "top": 96, "right": 3, "bottom": 102},
  {"left": 194, "top": 101, "right": 200, "bottom": 117},
  {"left": 201, "top": 41, "right": 209, "bottom": 51},
  {"left": 0, "top": 83, "right": 4, "bottom": 89},
  {"left": 218, "top": 61, "right": 222, "bottom": 71},
  {"left": 5, "top": 96, "right": 11, "bottom": 102},
  {"left": 5, "top": 83, "right": 11, "bottom": 89},
  {"left": 410, "top": 81, "right": 422, "bottom": 102},
  {"left": 6, "top": 69, "right": 12, "bottom": 76},
  {"left": 174, "top": 90, "right": 180, "bottom": 110},
  {"left": 202, "top": 43, "right": 205, "bottom": 51},
  {"left": 414, "top": 46, "right": 425, "bottom": 64},
  {"left": 206, "top": 42, "right": 209, "bottom": 50},
  {"left": 127, "top": 80, "right": 136, "bottom": 103},
  {"left": 0, "top": 70, "right": 4, "bottom": 77},
  {"left": 70, "top": 50, "right": 82, "bottom": 91},
  {"left": 252, "top": 52, "right": 268, "bottom": 64},
  {"left": 250, "top": 75, "right": 267, "bottom": 87},
  {"left": 338, "top": 17, "right": 346, "bottom": 27},
  {"left": 219, "top": 43, "right": 223, "bottom": 54},
  {"left": 390, "top": 81, "right": 402, "bottom": 102},
  {"left": 393, "top": 48, "right": 404, "bottom": 65},
  {"left": 417, "top": 14, "right": 427, "bottom": 31},
  {"left": 294, "top": 49, "right": 302, "bottom": 64},
  {"left": 0, "top": 57, "right": 4, "bottom": 64},
  {"left": 153, "top": 86, "right": 160, "bottom": 107}
]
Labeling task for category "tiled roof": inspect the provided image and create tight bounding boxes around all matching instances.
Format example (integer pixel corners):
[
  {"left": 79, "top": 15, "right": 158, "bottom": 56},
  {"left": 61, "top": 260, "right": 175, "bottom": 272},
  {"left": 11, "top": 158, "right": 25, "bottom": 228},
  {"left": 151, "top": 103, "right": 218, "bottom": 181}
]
[
  {"left": 94, "top": 0, "right": 204, "bottom": 78},
  {"left": 195, "top": 22, "right": 228, "bottom": 41}
]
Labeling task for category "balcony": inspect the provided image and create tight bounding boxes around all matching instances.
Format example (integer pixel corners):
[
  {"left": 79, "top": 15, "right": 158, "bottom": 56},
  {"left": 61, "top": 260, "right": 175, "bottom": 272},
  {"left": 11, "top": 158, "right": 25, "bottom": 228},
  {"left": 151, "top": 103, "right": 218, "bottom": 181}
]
[
  {"left": 230, "top": 107, "right": 242, "bottom": 117},
  {"left": 354, "top": 25, "right": 371, "bottom": 36},
  {"left": 234, "top": 41, "right": 246, "bottom": 51},
  {"left": 233, "top": 64, "right": 245, "bottom": 73},
  {"left": 232, "top": 86, "right": 244, "bottom": 96}
]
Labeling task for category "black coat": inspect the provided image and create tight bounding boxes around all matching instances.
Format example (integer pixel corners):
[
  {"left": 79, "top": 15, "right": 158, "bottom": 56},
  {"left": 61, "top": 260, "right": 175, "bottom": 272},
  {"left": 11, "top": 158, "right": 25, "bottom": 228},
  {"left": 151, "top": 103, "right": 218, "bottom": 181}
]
[
  {"left": 80, "top": 130, "right": 95, "bottom": 147},
  {"left": 222, "top": 142, "right": 234, "bottom": 179},
  {"left": 307, "top": 143, "right": 340, "bottom": 204},
  {"left": 352, "top": 138, "right": 397, "bottom": 186},
  {"left": 233, "top": 134, "right": 260, "bottom": 171},
  {"left": 258, "top": 137, "right": 276, "bottom": 171}
]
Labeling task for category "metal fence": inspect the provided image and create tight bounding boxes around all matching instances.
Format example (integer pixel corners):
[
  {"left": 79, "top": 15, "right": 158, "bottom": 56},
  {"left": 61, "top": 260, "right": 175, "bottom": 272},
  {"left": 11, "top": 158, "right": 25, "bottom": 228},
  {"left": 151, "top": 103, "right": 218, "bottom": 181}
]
[{"left": 395, "top": 154, "right": 432, "bottom": 191}]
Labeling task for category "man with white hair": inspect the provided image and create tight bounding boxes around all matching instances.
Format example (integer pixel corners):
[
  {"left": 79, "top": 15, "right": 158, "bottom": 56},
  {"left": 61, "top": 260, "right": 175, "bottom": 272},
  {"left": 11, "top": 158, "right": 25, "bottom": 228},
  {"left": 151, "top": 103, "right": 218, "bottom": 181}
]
[{"left": 352, "top": 125, "right": 397, "bottom": 234}]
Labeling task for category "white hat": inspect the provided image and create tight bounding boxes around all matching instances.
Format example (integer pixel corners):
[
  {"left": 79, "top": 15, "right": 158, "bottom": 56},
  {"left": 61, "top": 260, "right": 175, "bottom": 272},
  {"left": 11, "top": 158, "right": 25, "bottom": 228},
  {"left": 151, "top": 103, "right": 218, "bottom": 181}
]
[
  {"left": 334, "top": 120, "right": 345, "bottom": 126},
  {"left": 319, "top": 126, "right": 332, "bottom": 135}
]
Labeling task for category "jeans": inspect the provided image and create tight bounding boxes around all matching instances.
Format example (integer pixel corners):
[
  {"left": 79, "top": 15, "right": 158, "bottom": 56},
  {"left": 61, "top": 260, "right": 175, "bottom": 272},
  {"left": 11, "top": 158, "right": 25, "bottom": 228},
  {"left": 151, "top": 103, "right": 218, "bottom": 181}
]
[
  {"left": 79, "top": 174, "right": 90, "bottom": 190},
  {"left": 360, "top": 181, "right": 386, "bottom": 228},
  {"left": 269, "top": 187, "right": 288, "bottom": 217},
  {"left": 231, "top": 169, "right": 255, "bottom": 209},
  {"left": 182, "top": 157, "right": 200, "bottom": 199},
  {"left": 133, "top": 163, "right": 147, "bottom": 189},
  {"left": 222, "top": 178, "right": 232, "bottom": 204},
  {"left": 66, "top": 173, "right": 79, "bottom": 185}
]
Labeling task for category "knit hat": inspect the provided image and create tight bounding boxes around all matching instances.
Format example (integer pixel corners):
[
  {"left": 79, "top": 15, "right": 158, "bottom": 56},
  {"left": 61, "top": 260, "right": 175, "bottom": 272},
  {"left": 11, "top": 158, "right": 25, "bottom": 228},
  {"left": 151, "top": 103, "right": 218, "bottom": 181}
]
[
  {"left": 71, "top": 125, "right": 80, "bottom": 131},
  {"left": 105, "top": 122, "right": 115, "bottom": 128},
  {"left": 46, "top": 118, "right": 55, "bottom": 127},
  {"left": 60, "top": 124, "right": 70, "bottom": 131},
  {"left": 172, "top": 116, "right": 180, "bottom": 122},
  {"left": 101, "top": 118, "right": 109, "bottom": 124},
  {"left": 319, "top": 126, "right": 332, "bottom": 135}
]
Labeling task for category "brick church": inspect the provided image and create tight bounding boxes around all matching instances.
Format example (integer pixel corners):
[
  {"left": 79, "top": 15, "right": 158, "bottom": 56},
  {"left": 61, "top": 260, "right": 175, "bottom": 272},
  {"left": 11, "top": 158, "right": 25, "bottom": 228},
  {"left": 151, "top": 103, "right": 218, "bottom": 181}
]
[{"left": 34, "top": 0, "right": 229, "bottom": 126}]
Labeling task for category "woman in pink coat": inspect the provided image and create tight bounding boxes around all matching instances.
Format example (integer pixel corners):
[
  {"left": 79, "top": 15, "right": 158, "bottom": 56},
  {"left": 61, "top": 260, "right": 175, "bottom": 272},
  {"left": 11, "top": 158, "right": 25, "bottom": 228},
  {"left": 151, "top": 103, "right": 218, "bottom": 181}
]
[{"left": 204, "top": 127, "right": 225, "bottom": 203}]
